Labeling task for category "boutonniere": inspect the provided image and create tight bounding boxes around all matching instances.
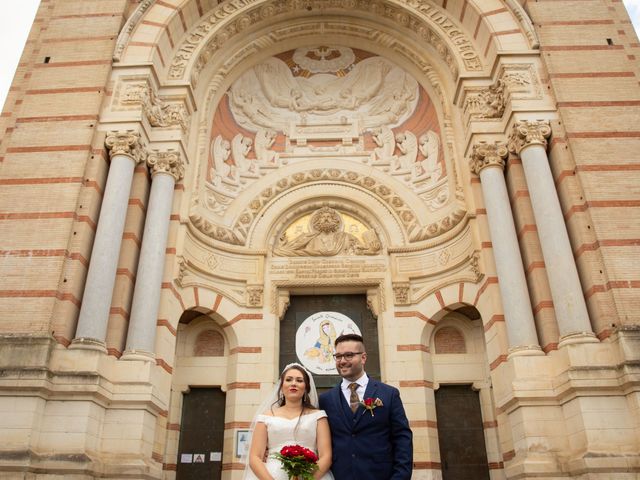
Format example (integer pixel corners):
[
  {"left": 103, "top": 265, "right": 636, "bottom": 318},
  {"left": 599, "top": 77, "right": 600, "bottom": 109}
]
[{"left": 361, "top": 397, "right": 383, "bottom": 416}]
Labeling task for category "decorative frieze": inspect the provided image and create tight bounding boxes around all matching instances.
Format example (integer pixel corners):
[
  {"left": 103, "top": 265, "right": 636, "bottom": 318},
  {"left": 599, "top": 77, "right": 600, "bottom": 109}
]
[
  {"left": 463, "top": 80, "right": 505, "bottom": 119},
  {"left": 105, "top": 130, "right": 147, "bottom": 164},
  {"left": 508, "top": 120, "right": 552, "bottom": 155},
  {"left": 120, "top": 83, "right": 190, "bottom": 132},
  {"left": 469, "top": 142, "right": 509, "bottom": 176}
]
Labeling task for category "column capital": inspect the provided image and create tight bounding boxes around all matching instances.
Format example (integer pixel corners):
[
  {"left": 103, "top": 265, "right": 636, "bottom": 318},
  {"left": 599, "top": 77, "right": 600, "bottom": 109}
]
[
  {"left": 105, "top": 130, "right": 147, "bottom": 164},
  {"left": 147, "top": 149, "right": 185, "bottom": 181},
  {"left": 508, "top": 120, "right": 552, "bottom": 155},
  {"left": 469, "top": 141, "right": 508, "bottom": 176}
]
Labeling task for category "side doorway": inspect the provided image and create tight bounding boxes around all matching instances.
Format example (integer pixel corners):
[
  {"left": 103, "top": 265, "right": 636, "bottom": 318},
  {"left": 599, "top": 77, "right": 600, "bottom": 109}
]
[
  {"left": 435, "top": 384, "right": 490, "bottom": 480},
  {"left": 176, "top": 387, "right": 226, "bottom": 480}
]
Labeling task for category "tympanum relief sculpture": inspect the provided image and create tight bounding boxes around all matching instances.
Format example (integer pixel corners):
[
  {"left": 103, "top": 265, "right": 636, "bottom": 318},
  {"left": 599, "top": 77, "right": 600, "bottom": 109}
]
[
  {"left": 274, "top": 207, "right": 381, "bottom": 257},
  {"left": 203, "top": 46, "right": 450, "bottom": 236}
]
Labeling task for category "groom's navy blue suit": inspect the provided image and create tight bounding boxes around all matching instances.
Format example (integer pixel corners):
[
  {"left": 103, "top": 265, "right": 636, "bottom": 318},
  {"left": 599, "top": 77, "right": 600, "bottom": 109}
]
[{"left": 319, "top": 378, "right": 413, "bottom": 480}]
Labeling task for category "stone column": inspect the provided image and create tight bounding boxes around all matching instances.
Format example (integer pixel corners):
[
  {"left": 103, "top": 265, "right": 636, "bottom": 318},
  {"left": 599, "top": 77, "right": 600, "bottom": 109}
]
[
  {"left": 122, "top": 150, "right": 184, "bottom": 361},
  {"left": 470, "top": 142, "right": 542, "bottom": 355},
  {"left": 72, "top": 131, "right": 146, "bottom": 351},
  {"left": 508, "top": 121, "right": 596, "bottom": 346}
]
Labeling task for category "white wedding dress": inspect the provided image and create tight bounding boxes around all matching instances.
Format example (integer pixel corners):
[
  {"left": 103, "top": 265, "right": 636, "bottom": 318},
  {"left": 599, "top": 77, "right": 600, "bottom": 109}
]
[{"left": 245, "top": 410, "right": 335, "bottom": 480}]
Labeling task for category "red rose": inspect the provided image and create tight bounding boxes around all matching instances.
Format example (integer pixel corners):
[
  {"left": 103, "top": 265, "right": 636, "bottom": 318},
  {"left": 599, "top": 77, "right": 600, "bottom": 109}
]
[{"left": 364, "top": 398, "right": 374, "bottom": 407}]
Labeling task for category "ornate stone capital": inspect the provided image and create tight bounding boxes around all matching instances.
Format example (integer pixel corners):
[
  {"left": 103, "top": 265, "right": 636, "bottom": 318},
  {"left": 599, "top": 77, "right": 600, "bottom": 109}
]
[
  {"left": 105, "top": 130, "right": 147, "bottom": 164},
  {"left": 392, "top": 282, "right": 411, "bottom": 306},
  {"left": 469, "top": 141, "right": 508, "bottom": 176},
  {"left": 246, "top": 285, "right": 263, "bottom": 307},
  {"left": 508, "top": 120, "right": 551, "bottom": 155},
  {"left": 147, "top": 150, "right": 185, "bottom": 181}
]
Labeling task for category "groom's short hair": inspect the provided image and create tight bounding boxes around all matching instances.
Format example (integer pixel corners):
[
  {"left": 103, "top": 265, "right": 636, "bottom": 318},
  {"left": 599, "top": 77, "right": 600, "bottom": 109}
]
[{"left": 335, "top": 333, "right": 364, "bottom": 347}]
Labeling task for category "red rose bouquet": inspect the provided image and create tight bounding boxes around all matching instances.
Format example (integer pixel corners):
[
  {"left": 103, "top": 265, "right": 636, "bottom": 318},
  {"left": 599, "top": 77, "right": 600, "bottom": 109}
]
[{"left": 271, "top": 444, "right": 319, "bottom": 480}]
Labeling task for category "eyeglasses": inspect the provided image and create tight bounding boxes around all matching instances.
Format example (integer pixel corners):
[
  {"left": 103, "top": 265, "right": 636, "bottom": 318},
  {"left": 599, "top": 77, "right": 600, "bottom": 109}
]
[{"left": 332, "top": 352, "right": 364, "bottom": 361}]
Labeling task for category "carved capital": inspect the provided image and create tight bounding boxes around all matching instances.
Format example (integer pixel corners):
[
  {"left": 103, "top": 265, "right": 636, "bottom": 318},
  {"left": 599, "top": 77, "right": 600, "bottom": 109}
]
[
  {"left": 147, "top": 150, "right": 184, "bottom": 181},
  {"left": 105, "top": 130, "right": 146, "bottom": 164},
  {"left": 508, "top": 120, "right": 551, "bottom": 155},
  {"left": 392, "top": 282, "right": 411, "bottom": 306},
  {"left": 246, "top": 285, "right": 263, "bottom": 308},
  {"left": 469, "top": 141, "right": 508, "bottom": 176}
]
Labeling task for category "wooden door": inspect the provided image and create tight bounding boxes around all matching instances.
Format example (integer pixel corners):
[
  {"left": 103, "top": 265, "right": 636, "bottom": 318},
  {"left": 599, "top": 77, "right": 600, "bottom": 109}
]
[
  {"left": 435, "top": 385, "right": 490, "bottom": 480},
  {"left": 176, "top": 387, "right": 225, "bottom": 480},
  {"left": 280, "top": 294, "right": 379, "bottom": 391}
]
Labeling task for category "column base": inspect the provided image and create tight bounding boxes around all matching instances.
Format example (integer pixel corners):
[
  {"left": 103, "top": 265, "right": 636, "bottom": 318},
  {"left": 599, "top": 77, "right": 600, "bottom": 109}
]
[
  {"left": 121, "top": 349, "right": 155, "bottom": 362},
  {"left": 69, "top": 337, "right": 107, "bottom": 353},
  {"left": 507, "top": 344, "right": 545, "bottom": 358},
  {"left": 558, "top": 331, "right": 598, "bottom": 348}
]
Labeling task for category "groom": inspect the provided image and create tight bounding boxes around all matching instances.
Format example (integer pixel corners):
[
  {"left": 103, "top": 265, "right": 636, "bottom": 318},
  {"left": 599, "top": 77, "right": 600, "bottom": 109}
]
[{"left": 319, "top": 334, "right": 413, "bottom": 479}]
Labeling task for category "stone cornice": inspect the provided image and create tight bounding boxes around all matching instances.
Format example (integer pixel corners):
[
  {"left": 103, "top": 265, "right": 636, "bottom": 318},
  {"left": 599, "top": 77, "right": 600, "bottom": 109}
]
[
  {"left": 147, "top": 150, "right": 185, "bottom": 181},
  {"left": 469, "top": 141, "right": 508, "bottom": 176},
  {"left": 508, "top": 120, "right": 552, "bottom": 155},
  {"left": 105, "top": 130, "right": 147, "bottom": 164}
]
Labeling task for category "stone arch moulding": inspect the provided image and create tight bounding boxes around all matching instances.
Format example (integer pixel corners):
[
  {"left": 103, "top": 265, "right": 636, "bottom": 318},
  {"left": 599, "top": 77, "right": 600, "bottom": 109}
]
[
  {"left": 115, "top": 0, "right": 536, "bottom": 89},
  {"left": 188, "top": 165, "right": 469, "bottom": 249}
]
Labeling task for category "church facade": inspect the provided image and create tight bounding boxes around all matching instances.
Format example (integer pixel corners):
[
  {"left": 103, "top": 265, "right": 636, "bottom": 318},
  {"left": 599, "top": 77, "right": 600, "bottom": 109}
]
[{"left": 1, "top": 0, "right": 639, "bottom": 478}]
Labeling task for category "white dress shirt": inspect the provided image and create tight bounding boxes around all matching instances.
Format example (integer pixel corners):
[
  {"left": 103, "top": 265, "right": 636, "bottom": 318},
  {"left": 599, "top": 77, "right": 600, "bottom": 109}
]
[{"left": 340, "top": 372, "right": 369, "bottom": 405}]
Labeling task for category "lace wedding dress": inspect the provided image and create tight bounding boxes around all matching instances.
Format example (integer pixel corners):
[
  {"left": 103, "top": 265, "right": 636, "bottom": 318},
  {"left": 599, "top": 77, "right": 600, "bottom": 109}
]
[{"left": 244, "top": 410, "right": 335, "bottom": 480}]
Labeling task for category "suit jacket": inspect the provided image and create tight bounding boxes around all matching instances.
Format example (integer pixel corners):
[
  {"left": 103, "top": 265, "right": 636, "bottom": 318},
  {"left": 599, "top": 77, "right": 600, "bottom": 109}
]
[{"left": 319, "top": 378, "right": 413, "bottom": 480}]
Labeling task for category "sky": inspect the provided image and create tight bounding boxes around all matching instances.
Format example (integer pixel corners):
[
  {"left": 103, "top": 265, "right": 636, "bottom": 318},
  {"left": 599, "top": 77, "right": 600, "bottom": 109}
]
[{"left": 0, "top": 1, "right": 639, "bottom": 111}]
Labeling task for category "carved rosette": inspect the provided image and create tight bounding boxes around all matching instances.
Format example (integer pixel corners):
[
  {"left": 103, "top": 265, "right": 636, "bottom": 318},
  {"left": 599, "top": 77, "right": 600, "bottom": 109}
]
[
  {"left": 393, "top": 282, "right": 411, "bottom": 305},
  {"left": 469, "top": 141, "right": 509, "bottom": 176},
  {"left": 147, "top": 150, "right": 185, "bottom": 181},
  {"left": 508, "top": 120, "right": 552, "bottom": 155},
  {"left": 105, "top": 130, "right": 147, "bottom": 164}
]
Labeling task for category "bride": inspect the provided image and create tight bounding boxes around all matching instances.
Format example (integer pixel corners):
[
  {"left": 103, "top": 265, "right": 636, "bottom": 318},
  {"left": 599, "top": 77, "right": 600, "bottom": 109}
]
[{"left": 243, "top": 363, "right": 334, "bottom": 480}]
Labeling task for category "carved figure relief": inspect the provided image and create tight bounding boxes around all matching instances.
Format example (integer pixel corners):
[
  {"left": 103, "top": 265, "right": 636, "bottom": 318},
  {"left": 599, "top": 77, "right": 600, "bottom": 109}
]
[
  {"left": 370, "top": 126, "right": 396, "bottom": 164},
  {"left": 254, "top": 129, "right": 279, "bottom": 166},
  {"left": 392, "top": 131, "right": 418, "bottom": 173},
  {"left": 228, "top": 51, "right": 418, "bottom": 132},
  {"left": 200, "top": 46, "right": 452, "bottom": 241},
  {"left": 273, "top": 207, "right": 381, "bottom": 257},
  {"left": 231, "top": 134, "right": 258, "bottom": 177},
  {"left": 413, "top": 131, "right": 442, "bottom": 182},
  {"left": 210, "top": 135, "right": 237, "bottom": 185}
]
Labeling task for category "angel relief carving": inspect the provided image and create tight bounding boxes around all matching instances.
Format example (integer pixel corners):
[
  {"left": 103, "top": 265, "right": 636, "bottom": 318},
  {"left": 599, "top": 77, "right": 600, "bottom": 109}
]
[
  {"left": 413, "top": 131, "right": 442, "bottom": 182},
  {"left": 273, "top": 207, "right": 381, "bottom": 257},
  {"left": 392, "top": 131, "right": 418, "bottom": 173},
  {"left": 210, "top": 135, "right": 237, "bottom": 186}
]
